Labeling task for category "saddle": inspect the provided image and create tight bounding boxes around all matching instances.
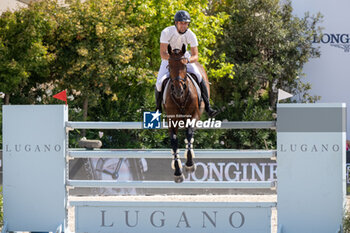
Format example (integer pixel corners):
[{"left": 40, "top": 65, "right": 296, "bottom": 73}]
[{"left": 162, "top": 73, "right": 202, "bottom": 108}]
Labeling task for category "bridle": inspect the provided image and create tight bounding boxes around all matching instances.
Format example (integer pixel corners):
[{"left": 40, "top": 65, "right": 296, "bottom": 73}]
[
  {"left": 168, "top": 55, "right": 190, "bottom": 114},
  {"left": 168, "top": 55, "right": 186, "bottom": 61}
]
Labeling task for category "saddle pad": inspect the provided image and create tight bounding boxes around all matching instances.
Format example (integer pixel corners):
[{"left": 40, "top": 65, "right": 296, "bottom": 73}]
[{"left": 162, "top": 79, "right": 170, "bottom": 105}]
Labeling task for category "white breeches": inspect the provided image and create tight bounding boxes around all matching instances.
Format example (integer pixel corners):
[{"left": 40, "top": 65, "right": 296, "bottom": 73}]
[{"left": 156, "top": 60, "right": 203, "bottom": 92}]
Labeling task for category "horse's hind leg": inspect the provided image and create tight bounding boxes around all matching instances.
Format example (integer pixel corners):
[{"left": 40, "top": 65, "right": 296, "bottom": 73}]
[
  {"left": 184, "top": 126, "right": 196, "bottom": 173},
  {"left": 170, "top": 128, "right": 184, "bottom": 183}
]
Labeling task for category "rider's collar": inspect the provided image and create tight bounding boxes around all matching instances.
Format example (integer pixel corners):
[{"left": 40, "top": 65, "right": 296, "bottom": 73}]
[{"left": 175, "top": 25, "right": 188, "bottom": 35}]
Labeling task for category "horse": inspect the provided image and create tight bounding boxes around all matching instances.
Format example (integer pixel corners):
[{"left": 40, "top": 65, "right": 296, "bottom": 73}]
[{"left": 163, "top": 44, "right": 210, "bottom": 183}]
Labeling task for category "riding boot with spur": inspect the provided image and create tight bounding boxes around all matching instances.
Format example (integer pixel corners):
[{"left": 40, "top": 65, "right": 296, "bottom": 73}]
[
  {"left": 155, "top": 87, "right": 163, "bottom": 113},
  {"left": 199, "top": 80, "right": 218, "bottom": 117}
]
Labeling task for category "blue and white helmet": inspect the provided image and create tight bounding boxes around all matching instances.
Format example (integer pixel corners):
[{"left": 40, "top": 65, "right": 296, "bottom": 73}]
[{"left": 174, "top": 10, "right": 191, "bottom": 23}]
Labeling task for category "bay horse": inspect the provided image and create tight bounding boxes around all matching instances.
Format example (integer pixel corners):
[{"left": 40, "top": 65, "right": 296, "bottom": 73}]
[{"left": 164, "top": 44, "right": 210, "bottom": 183}]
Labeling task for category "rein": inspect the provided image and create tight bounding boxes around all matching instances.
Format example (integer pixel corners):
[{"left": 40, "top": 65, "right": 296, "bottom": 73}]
[
  {"left": 169, "top": 74, "right": 191, "bottom": 114},
  {"left": 170, "top": 83, "right": 190, "bottom": 114},
  {"left": 168, "top": 53, "right": 191, "bottom": 114}
]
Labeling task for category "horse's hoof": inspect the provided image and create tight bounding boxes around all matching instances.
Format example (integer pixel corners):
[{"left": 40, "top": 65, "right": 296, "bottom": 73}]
[
  {"left": 174, "top": 174, "right": 185, "bottom": 183},
  {"left": 185, "top": 164, "right": 196, "bottom": 173}
]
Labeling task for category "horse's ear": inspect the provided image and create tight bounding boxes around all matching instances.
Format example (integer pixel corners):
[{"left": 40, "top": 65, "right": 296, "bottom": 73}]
[
  {"left": 168, "top": 44, "right": 172, "bottom": 55},
  {"left": 182, "top": 44, "right": 186, "bottom": 54}
]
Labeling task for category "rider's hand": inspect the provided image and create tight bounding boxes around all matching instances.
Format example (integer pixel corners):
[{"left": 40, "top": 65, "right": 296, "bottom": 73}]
[
  {"left": 181, "top": 58, "right": 189, "bottom": 65},
  {"left": 184, "top": 51, "right": 191, "bottom": 64}
]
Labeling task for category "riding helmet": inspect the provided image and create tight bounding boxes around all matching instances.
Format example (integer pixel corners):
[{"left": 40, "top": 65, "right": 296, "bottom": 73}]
[{"left": 174, "top": 10, "right": 191, "bottom": 23}]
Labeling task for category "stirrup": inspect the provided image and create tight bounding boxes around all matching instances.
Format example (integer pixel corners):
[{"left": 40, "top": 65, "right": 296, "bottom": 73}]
[{"left": 207, "top": 108, "right": 218, "bottom": 117}]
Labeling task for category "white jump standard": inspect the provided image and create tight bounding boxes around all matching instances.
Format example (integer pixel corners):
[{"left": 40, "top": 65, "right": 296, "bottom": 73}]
[{"left": 2, "top": 103, "right": 346, "bottom": 233}]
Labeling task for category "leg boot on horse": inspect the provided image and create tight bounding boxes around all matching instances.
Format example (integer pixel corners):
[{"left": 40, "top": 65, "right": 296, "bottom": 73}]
[
  {"left": 170, "top": 129, "right": 184, "bottom": 183},
  {"left": 184, "top": 126, "right": 196, "bottom": 173}
]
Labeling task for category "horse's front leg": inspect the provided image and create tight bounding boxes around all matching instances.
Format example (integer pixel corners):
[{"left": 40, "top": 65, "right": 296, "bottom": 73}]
[
  {"left": 170, "top": 127, "right": 184, "bottom": 183},
  {"left": 184, "top": 126, "right": 196, "bottom": 173}
]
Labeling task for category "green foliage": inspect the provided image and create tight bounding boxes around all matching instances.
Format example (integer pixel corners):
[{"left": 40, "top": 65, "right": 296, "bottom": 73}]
[
  {"left": 344, "top": 211, "right": 350, "bottom": 233},
  {"left": 206, "top": 0, "right": 322, "bottom": 148},
  {"left": 52, "top": 0, "right": 149, "bottom": 109},
  {"left": 0, "top": 0, "right": 322, "bottom": 150},
  {"left": 0, "top": 2, "right": 56, "bottom": 103},
  {"left": 212, "top": 0, "right": 322, "bottom": 109},
  {"left": 50, "top": 0, "right": 229, "bottom": 146}
]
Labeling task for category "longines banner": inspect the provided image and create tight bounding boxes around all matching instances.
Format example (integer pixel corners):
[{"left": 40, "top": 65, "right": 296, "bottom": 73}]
[
  {"left": 69, "top": 157, "right": 277, "bottom": 195},
  {"left": 291, "top": 0, "right": 350, "bottom": 136},
  {"left": 1, "top": 150, "right": 350, "bottom": 195}
]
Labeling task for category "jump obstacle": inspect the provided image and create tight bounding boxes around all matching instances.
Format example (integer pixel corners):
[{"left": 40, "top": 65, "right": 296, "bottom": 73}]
[{"left": 2, "top": 103, "right": 346, "bottom": 233}]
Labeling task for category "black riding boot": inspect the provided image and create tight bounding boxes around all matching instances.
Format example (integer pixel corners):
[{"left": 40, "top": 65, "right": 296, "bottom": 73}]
[
  {"left": 199, "top": 80, "right": 218, "bottom": 117},
  {"left": 155, "top": 87, "right": 162, "bottom": 113}
]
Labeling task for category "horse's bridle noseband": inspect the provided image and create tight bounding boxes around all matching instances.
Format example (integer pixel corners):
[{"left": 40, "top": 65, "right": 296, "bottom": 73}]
[
  {"left": 168, "top": 55, "right": 190, "bottom": 113},
  {"left": 171, "top": 75, "right": 187, "bottom": 83},
  {"left": 168, "top": 55, "right": 187, "bottom": 61},
  {"left": 168, "top": 55, "right": 188, "bottom": 86}
]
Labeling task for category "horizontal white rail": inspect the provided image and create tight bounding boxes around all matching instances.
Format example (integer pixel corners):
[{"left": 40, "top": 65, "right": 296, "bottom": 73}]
[
  {"left": 70, "top": 201, "right": 278, "bottom": 208},
  {"left": 66, "top": 121, "right": 276, "bottom": 130},
  {"left": 68, "top": 149, "right": 276, "bottom": 159},
  {"left": 67, "top": 180, "right": 276, "bottom": 189}
]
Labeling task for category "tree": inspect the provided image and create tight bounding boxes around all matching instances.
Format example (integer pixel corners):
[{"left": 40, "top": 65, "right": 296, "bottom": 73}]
[
  {"left": 0, "top": 0, "right": 322, "bottom": 150},
  {"left": 213, "top": 0, "right": 322, "bottom": 110},
  {"left": 208, "top": 0, "right": 322, "bottom": 148},
  {"left": 51, "top": 0, "right": 144, "bottom": 122},
  {"left": 52, "top": 0, "right": 231, "bottom": 144},
  {"left": 0, "top": 2, "right": 55, "bottom": 104}
]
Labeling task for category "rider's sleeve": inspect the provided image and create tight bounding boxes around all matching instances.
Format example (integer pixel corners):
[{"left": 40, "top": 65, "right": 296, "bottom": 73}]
[
  {"left": 160, "top": 28, "right": 170, "bottom": 44},
  {"left": 187, "top": 30, "right": 199, "bottom": 47}
]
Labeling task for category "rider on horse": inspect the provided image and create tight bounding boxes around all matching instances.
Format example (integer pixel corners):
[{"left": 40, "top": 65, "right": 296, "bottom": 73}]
[{"left": 155, "top": 10, "right": 218, "bottom": 117}]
